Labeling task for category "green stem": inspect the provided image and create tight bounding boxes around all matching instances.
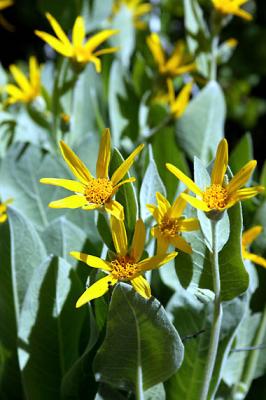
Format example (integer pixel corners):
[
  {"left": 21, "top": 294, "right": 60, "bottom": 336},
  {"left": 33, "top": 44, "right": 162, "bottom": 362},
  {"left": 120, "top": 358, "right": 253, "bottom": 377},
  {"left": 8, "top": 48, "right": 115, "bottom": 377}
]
[
  {"left": 199, "top": 220, "right": 223, "bottom": 400},
  {"left": 230, "top": 304, "right": 266, "bottom": 399},
  {"left": 210, "top": 35, "right": 219, "bottom": 81}
]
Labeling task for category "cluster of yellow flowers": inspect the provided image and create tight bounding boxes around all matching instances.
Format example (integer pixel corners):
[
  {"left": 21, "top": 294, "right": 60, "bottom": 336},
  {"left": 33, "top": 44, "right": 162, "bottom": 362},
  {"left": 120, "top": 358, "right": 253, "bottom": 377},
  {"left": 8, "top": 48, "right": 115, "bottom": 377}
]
[
  {"left": 1, "top": 0, "right": 253, "bottom": 114},
  {"left": 38, "top": 132, "right": 264, "bottom": 308},
  {"left": 1, "top": 0, "right": 263, "bottom": 309}
]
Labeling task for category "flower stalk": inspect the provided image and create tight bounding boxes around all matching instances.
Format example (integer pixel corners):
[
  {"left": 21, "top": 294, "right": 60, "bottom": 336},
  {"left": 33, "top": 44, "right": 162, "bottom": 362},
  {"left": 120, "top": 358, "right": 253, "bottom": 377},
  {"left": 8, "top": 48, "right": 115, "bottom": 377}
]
[{"left": 199, "top": 219, "right": 223, "bottom": 400}]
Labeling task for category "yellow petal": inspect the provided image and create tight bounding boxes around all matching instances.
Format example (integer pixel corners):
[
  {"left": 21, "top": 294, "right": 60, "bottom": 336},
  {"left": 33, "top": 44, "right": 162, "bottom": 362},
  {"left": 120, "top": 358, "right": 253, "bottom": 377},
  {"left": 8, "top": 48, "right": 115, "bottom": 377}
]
[
  {"left": 35, "top": 31, "right": 73, "bottom": 57},
  {"left": 166, "top": 163, "right": 203, "bottom": 196},
  {"left": 9, "top": 64, "right": 31, "bottom": 92},
  {"left": 211, "top": 139, "right": 228, "bottom": 185},
  {"left": 89, "top": 56, "right": 101, "bottom": 72},
  {"left": 130, "top": 219, "right": 146, "bottom": 262},
  {"left": 82, "top": 204, "right": 101, "bottom": 210},
  {"left": 234, "top": 186, "right": 264, "bottom": 201},
  {"left": 93, "top": 47, "right": 119, "bottom": 56},
  {"left": 45, "top": 12, "right": 72, "bottom": 48},
  {"left": 104, "top": 200, "right": 124, "bottom": 220},
  {"left": 0, "top": 0, "right": 13, "bottom": 11},
  {"left": 156, "top": 192, "right": 170, "bottom": 216},
  {"left": 181, "top": 193, "right": 210, "bottom": 211},
  {"left": 76, "top": 275, "right": 117, "bottom": 308},
  {"left": 146, "top": 33, "right": 165, "bottom": 67},
  {"left": 146, "top": 204, "right": 161, "bottom": 223},
  {"left": 242, "top": 226, "right": 263, "bottom": 247},
  {"left": 243, "top": 251, "right": 266, "bottom": 268},
  {"left": 227, "top": 160, "right": 257, "bottom": 194},
  {"left": 72, "top": 16, "right": 85, "bottom": 48},
  {"left": 165, "top": 40, "right": 185, "bottom": 70},
  {"left": 29, "top": 56, "right": 40, "bottom": 91},
  {"left": 168, "top": 192, "right": 188, "bottom": 218},
  {"left": 171, "top": 63, "right": 196, "bottom": 76},
  {"left": 84, "top": 29, "right": 119, "bottom": 52},
  {"left": 170, "top": 235, "right": 192, "bottom": 254},
  {"left": 110, "top": 215, "right": 128, "bottom": 256},
  {"left": 171, "top": 81, "right": 193, "bottom": 119},
  {"left": 167, "top": 79, "right": 175, "bottom": 105},
  {"left": 111, "top": 144, "right": 144, "bottom": 186},
  {"left": 59, "top": 141, "right": 92, "bottom": 184},
  {"left": 133, "top": 3, "right": 152, "bottom": 17},
  {"left": 112, "top": 177, "right": 136, "bottom": 195},
  {"left": 0, "top": 214, "right": 8, "bottom": 223},
  {"left": 131, "top": 275, "right": 151, "bottom": 299},
  {"left": 233, "top": 8, "right": 253, "bottom": 21},
  {"left": 70, "top": 251, "right": 112, "bottom": 271},
  {"left": 40, "top": 178, "right": 85, "bottom": 193},
  {"left": 179, "top": 218, "right": 200, "bottom": 232},
  {"left": 49, "top": 194, "right": 87, "bottom": 209},
  {"left": 137, "top": 252, "right": 177, "bottom": 271},
  {"left": 96, "top": 128, "right": 111, "bottom": 179},
  {"left": 156, "top": 234, "right": 169, "bottom": 255},
  {"left": 4, "top": 84, "right": 23, "bottom": 98}
]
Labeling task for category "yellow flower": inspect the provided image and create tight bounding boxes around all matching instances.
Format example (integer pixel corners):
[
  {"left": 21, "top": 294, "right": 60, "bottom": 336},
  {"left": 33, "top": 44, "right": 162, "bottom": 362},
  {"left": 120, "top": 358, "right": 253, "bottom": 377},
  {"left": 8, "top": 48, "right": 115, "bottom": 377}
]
[
  {"left": 112, "top": 0, "right": 151, "bottom": 30},
  {"left": 0, "top": 198, "right": 13, "bottom": 223},
  {"left": 35, "top": 13, "right": 119, "bottom": 72},
  {"left": 242, "top": 226, "right": 266, "bottom": 268},
  {"left": 3, "top": 56, "right": 40, "bottom": 105},
  {"left": 0, "top": 0, "right": 13, "bottom": 11},
  {"left": 71, "top": 216, "right": 177, "bottom": 307},
  {"left": 147, "top": 192, "right": 200, "bottom": 254},
  {"left": 167, "top": 79, "right": 193, "bottom": 119},
  {"left": 147, "top": 33, "right": 196, "bottom": 77},
  {"left": 166, "top": 139, "right": 264, "bottom": 213},
  {"left": 212, "top": 0, "right": 253, "bottom": 21},
  {"left": 40, "top": 128, "right": 144, "bottom": 220}
]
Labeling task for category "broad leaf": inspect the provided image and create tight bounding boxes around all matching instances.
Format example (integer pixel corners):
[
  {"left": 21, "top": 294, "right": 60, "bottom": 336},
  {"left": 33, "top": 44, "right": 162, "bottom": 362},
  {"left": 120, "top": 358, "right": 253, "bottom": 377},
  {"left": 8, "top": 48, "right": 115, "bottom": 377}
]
[
  {"left": 175, "top": 202, "right": 249, "bottom": 301},
  {"left": 0, "top": 208, "right": 46, "bottom": 398},
  {"left": 18, "top": 256, "right": 86, "bottom": 400},
  {"left": 176, "top": 81, "right": 225, "bottom": 164},
  {"left": 140, "top": 146, "right": 166, "bottom": 221},
  {"left": 165, "top": 289, "right": 248, "bottom": 400},
  {"left": 229, "top": 133, "right": 253, "bottom": 174},
  {"left": 93, "top": 283, "right": 184, "bottom": 392}
]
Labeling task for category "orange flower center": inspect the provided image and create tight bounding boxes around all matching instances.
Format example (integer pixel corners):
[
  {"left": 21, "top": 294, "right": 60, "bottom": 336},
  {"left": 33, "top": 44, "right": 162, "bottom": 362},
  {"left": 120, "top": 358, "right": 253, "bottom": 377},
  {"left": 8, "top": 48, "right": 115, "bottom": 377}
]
[
  {"left": 203, "top": 184, "right": 228, "bottom": 210},
  {"left": 84, "top": 178, "right": 113, "bottom": 205},
  {"left": 159, "top": 216, "right": 181, "bottom": 237},
  {"left": 111, "top": 255, "right": 139, "bottom": 280}
]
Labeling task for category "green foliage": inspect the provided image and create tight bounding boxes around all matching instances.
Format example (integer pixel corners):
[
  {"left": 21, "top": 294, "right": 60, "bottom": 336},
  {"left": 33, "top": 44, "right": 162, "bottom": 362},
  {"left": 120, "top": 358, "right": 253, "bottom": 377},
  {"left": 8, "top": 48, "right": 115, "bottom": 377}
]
[
  {"left": 176, "top": 81, "right": 225, "bottom": 163},
  {"left": 93, "top": 283, "right": 184, "bottom": 392},
  {"left": 0, "top": 0, "right": 265, "bottom": 399}
]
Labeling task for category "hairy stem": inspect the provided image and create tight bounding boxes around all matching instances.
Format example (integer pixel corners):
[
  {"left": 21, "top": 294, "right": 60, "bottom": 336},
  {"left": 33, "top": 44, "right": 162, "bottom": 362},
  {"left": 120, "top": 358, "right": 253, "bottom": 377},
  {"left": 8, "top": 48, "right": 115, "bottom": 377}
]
[{"left": 199, "top": 220, "right": 223, "bottom": 400}]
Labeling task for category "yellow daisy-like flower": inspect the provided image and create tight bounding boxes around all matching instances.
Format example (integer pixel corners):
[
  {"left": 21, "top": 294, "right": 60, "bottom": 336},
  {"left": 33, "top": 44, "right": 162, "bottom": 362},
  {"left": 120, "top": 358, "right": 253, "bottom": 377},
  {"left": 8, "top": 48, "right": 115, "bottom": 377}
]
[
  {"left": 212, "top": 0, "right": 253, "bottom": 21},
  {"left": 40, "top": 128, "right": 144, "bottom": 220},
  {"left": 35, "top": 13, "right": 119, "bottom": 72},
  {"left": 166, "top": 139, "right": 264, "bottom": 213},
  {"left": 167, "top": 79, "right": 193, "bottom": 119},
  {"left": 0, "top": 0, "right": 13, "bottom": 11},
  {"left": 147, "top": 192, "right": 200, "bottom": 254},
  {"left": 3, "top": 56, "right": 40, "bottom": 105},
  {"left": 147, "top": 33, "right": 196, "bottom": 78},
  {"left": 0, "top": 199, "right": 13, "bottom": 223},
  {"left": 242, "top": 226, "right": 266, "bottom": 268},
  {"left": 71, "top": 216, "right": 177, "bottom": 307},
  {"left": 112, "top": 0, "right": 151, "bottom": 30}
]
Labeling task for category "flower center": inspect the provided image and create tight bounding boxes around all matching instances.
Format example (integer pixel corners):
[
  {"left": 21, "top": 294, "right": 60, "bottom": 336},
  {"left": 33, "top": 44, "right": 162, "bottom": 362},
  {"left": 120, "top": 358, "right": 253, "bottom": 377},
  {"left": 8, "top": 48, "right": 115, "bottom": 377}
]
[
  {"left": 203, "top": 184, "right": 228, "bottom": 210},
  {"left": 84, "top": 178, "right": 113, "bottom": 205},
  {"left": 159, "top": 215, "right": 181, "bottom": 237},
  {"left": 111, "top": 255, "right": 139, "bottom": 280}
]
